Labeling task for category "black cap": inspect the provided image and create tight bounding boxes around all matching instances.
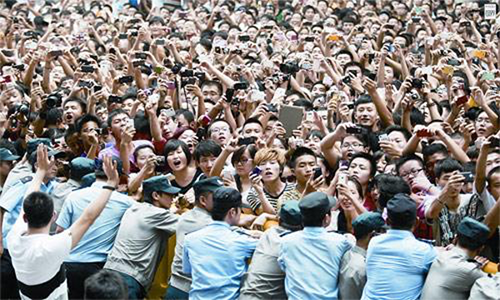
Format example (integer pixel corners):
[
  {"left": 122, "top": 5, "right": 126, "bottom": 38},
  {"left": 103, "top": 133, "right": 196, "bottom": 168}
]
[
  {"left": 457, "top": 217, "right": 490, "bottom": 246},
  {"left": 279, "top": 201, "right": 302, "bottom": 227},
  {"left": 193, "top": 177, "right": 223, "bottom": 198},
  {"left": 143, "top": 175, "right": 181, "bottom": 202},
  {"left": 299, "top": 192, "right": 335, "bottom": 219},
  {"left": 212, "top": 187, "right": 242, "bottom": 213},
  {"left": 70, "top": 158, "right": 95, "bottom": 181},
  {"left": 34, "top": 16, "right": 49, "bottom": 26},
  {"left": 81, "top": 173, "right": 96, "bottom": 188},
  {"left": 387, "top": 193, "right": 416, "bottom": 224},
  {"left": 0, "top": 149, "right": 19, "bottom": 161},
  {"left": 352, "top": 212, "right": 386, "bottom": 237},
  {"left": 29, "top": 147, "right": 66, "bottom": 166}
]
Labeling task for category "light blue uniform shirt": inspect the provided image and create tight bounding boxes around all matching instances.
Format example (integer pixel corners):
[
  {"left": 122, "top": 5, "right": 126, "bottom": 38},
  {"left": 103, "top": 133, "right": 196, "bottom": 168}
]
[
  {"left": 56, "top": 181, "right": 134, "bottom": 263},
  {"left": 0, "top": 178, "right": 57, "bottom": 249},
  {"left": 278, "top": 227, "right": 353, "bottom": 300},
  {"left": 362, "top": 229, "right": 437, "bottom": 300},
  {"left": 182, "top": 221, "right": 258, "bottom": 300}
]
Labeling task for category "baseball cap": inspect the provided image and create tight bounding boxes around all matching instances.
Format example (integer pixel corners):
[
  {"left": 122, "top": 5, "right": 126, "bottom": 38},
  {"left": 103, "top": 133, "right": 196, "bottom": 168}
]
[
  {"left": 27, "top": 138, "right": 52, "bottom": 155},
  {"left": 212, "top": 187, "right": 242, "bottom": 212},
  {"left": 279, "top": 201, "right": 302, "bottom": 227},
  {"left": 299, "top": 192, "right": 335, "bottom": 219},
  {"left": 0, "top": 148, "right": 19, "bottom": 161},
  {"left": 143, "top": 175, "right": 181, "bottom": 202},
  {"left": 193, "top": 177, "right": 223, "bottom": 198},
  {"left": 94, "top": 156, "right": 126, "bottom": 177},
  {"left": 352, "top": 212, "right": 386, "bottom": 238},
  {"left": 386, "top": 193, "right": 416, "bottom": 225}
]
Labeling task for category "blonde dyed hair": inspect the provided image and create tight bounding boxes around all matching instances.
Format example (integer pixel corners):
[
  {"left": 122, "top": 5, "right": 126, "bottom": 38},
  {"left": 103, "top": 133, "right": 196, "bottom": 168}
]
[{"left": 254, "top": 148, "right": 286, "bottom": 167}]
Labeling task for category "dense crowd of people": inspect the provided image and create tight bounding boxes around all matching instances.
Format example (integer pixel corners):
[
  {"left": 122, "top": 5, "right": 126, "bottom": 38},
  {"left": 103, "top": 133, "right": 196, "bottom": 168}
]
[{"left": 0, "top": 0, "right": 499, "bottom": 299}]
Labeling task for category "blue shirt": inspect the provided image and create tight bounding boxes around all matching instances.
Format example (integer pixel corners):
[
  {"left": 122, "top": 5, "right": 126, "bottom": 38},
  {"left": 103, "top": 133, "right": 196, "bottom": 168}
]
[
  {"left": 182, "top": 221, "right": 258, "bottom": 300},
  {"left": 278, "top": 227, "right": 353, "bottom": 300},
  {"left": 56, "top": 181, "right": 134, "bottom": 263},
  {"left": 0, "top": 178, "right": 57, "bottom": 249},
  {"left": 362, "top": 229, "right": 437, "bottom": 300}
]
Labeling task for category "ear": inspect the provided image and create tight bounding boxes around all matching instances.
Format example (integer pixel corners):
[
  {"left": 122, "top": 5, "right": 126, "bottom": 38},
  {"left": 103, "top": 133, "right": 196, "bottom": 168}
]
[
  {"left": 23, "top": 214, "right": 28, "bottom": 223},
  {"left": 151, "top": 191, "right": 160, "bottom": 202}
]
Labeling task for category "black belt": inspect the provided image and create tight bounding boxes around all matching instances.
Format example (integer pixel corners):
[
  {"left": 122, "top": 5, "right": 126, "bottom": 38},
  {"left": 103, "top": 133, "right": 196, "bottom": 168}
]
[{"left": 17, "top": 265, "right": 66, "bottom": 299}]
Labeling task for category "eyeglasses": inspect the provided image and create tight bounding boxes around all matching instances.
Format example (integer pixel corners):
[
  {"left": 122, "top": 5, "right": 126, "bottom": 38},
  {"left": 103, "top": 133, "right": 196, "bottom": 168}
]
[
  {"left": 236, "top": 158, "right": 252, "bottom": 165},
  {"left": 281, "top": 175, "right": 295, "bottom": 183},
  {"left": 211, "top": 127, "right": 230, "bottom": 134},
  {"left": 400, "top": 168, "right": 423, "bottom": 178},
  {"left": 342, "top": 142, "right": 363, "bottom": 149}
]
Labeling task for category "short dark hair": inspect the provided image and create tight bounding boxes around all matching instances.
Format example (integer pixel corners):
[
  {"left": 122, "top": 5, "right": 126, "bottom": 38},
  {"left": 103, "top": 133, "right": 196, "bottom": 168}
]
[
  {"left": 384, "top": 125, "right": 411, "bottom": 142},
  {"left": 75, "top": 114, "right": 102, "bottom": 133},
  {"left": 164, "top": 139, "right": 192, "bottom": 166},
  {"left": 395, "top": 154, "right": 425, "bottom": 176},
  {"left": 200, "top": 80, "right": 223, "bottom": 96},
  {"left": 133, "top": 144, "right": 156, "bottom": 161},
  {"left": 289, "top": 147, "right": 316, "bottom": 169},
  {"left": 84, "top": 270, "right": 128, "bottom": 299},
  {"left": 303, "top": 211, "right": 330, "bottom": 227},
  {"left": 487, "top": 165, "right": 500, "bottom": 187},
  {"left": 207, "top": 119, "right": 233, "bottom": 136},
  {"left": 349, "top": 152, "right": 377, "bottom": 178},
  {"left": 193, "top": 140, "right": 222, "bottom": 162},
  {"left": 231, "top": 144, "right": 257, "bottom": 166},
  {"left": 377, "top": 175, "right": 411, "bottom": 208},
  {"left": 63, "top": 97, "right": 87, "bottom": 112},
  {"left": 434, "top": 158, "right": 463, "bottom": 179},
  {"left": 23, "top": 192, "right": 53, "bottom": 229},
  {"left": 242, "top": 118, "right": 263, "bottom": 131},
  {"left": 107, "top": 109, "right": 129, "bottom": 127},
  {"left": 175, "top": 109, "right": 195, "bottom": 124},
  {"left": 422, "top": 143, "right": 448, "bottom": 163}
]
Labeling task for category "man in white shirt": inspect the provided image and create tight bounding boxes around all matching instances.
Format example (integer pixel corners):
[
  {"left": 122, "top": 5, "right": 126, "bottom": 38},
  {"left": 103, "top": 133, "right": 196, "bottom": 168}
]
[{"left": 7, "top": 145, "right": 120, "bottom": 300}]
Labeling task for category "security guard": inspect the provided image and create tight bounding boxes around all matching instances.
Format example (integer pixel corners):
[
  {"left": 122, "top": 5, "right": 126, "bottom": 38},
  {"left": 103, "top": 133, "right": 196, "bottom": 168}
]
[
  {"left": 0, "top": 148, "right": 20, "bottom": 195},
  {"left": 105, "top": 175, "right": 179, "bottom": 299},
  {"left": 240, "top": 201, "right": 303, "bottom": 300},
  {"left": 167, "top": 177, "right": 223, "bottom": 300},
  {"left": 469, "top": 272, "right": 500, "bottom": 300},
  {"left": 182, "top": 187, "right": 259, "bottom": 300},
  {"left": 278, "top": 192, "right": 352, "bottom": 300},
  {"left": 421, "top": 218, "right": 491, "bottom": 300},
  {"left": 339, "top": 212, "right": 386, "bottom": 300}
]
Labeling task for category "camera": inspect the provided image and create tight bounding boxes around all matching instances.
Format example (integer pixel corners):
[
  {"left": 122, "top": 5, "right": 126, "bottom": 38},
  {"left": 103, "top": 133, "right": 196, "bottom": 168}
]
[
  {"left": 118, "top": 75, "right": 134, "bottom": 84},
  {"left": 180, "top": 69, "right": 194, "bottom": 77},
  {"left": 346, "top": 127, "right": 362, "bottom": 134},
  {"left": 15, "top": 103, "right": 30, "bottom": 116},
  {"left": 78, "top": 80, "right": 94, "bottom": 88},
  {"left": 239, "top": 35, "right": 250, "bottom": 42},
  {"left": 233, "top": 82, "right": 249, "bottom": 90},
  {"left": 171, "top": 63, "right": 184, "bottom": 75},
  {"left": 181, "top": 77, "right": 197, "bottom": 87},
  {"left": 238, "top": 137, "right": 257, "bottom": 146},
  {"left": 412, "top": 78, "right": 423, "bottom": 89},
  {"left": 108, "top": 95, "right": 123, "bottom": 104},
  {"left": 81, "top": 65, "right": 95, "bottom": 73},
  {"left": 135, "top": 52, "right": 147, "bottom": 60},
  {"left": 280, "top": 62, "right": 300, "bottom": 75},
  {"left": 46, "top": 93, "right": 62, "bottom": 109}
]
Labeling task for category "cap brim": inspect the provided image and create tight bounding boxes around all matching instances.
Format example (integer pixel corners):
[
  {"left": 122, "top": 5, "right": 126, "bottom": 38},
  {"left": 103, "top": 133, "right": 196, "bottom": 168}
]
[
  {"left": 160, "top": 186, "right": 181, "bottom": 194},
  {"left": 327, "top": 196, "right": 337, "bottom": 210},
  {"left": 1, "top": 155, "right": 20, "bottom": 161}
]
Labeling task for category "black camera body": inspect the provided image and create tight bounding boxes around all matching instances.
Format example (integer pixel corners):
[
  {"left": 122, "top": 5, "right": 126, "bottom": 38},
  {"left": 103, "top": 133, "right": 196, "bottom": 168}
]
[
  {"left": 46, "top": 93, "right": 62, "bottom": 109},
  {"left": 280, "top": 62, "right": 300, "bottom": 75}
]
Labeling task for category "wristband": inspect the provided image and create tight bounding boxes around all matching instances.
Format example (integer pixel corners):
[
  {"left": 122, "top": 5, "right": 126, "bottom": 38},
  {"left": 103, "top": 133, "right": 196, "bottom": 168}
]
[{"left": 102, "top": 185, "right": 116, "bottom": 191}]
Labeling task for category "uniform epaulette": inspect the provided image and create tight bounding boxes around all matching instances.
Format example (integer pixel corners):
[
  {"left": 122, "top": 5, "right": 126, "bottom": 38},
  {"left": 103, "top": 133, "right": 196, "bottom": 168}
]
[
  {"left": 231, "top": 227, "right": 253, "bottom": 237},
  {"left": 19, "top": 176, "right": 33, "bottom": 184},
  {"left": 279, "top": 229, "right": 293, "bottom": 237}
]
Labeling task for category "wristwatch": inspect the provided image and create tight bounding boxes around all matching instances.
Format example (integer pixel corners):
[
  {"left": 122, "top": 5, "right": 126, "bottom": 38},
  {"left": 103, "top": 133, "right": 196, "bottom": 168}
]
[{"left": 102, "top": 185, "right": 116, "bottom": 191}]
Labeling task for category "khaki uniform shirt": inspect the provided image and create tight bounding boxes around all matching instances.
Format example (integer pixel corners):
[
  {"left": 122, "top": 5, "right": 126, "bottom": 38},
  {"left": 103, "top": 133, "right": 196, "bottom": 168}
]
[
  {"left": 170, "top": 207, "right": 212, "bottom": 292},
  {"left": 338, "top": 246, "right": 367, "bottom": 300},
  {"left": 240, "top": 226, "right": 290, "bottom": 300},
  {"left": 421, "top": 247, "right": 487, "bottom": 300},
  {"left": 469, "top": 273, "right": 500, "bottom": 300}
]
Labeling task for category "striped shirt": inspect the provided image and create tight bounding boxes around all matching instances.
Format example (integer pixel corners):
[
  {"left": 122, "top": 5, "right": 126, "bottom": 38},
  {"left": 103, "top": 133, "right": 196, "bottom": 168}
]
[{"left": 247, "top": 183, "right": 295, "bottom": 213}]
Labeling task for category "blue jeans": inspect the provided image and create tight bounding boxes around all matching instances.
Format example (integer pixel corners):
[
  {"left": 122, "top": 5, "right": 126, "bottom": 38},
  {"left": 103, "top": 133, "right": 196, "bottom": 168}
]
[
  {"left": 164, "top": 285, "right": 189, "bottom": 300},
  {"left": 118, "top": 272, "right": 146, "bottom": 300}
]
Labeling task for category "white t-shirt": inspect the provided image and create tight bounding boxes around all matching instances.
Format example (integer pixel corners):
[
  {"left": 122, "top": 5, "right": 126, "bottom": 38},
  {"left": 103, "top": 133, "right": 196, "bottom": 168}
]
[{"left": 7, "top": 212, "right": 72, "bottom": 300}]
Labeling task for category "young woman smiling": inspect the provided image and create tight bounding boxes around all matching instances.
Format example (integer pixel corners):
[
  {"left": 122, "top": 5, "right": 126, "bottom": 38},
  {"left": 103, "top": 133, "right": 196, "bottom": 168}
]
[{"left": 164, "top": 139, "right": 203, "bottom": 194}]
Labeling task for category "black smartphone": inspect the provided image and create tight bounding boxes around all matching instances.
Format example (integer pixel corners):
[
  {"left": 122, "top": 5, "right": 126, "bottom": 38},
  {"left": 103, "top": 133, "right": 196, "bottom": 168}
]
[
  {"left": 78, "top": 80, "right": 93, "bottom": 88},
  {"left": 346, "top": 127, "right": 362, "bottom": 134},
  {"left": 460, "top": 172, "right": 474, "bottom": 183},
  {"left": 155, "top": 39, "right": 166, "bottom": 45},
  {"left": 490, "top": 137, "right": 500, "bottom": 148},
  {"left": 12, "top": 64, "right": 26, "bottom": 71},
  {"left": 133, "top": 60, "right": 145, "bottom": 67},
  {"left": 448, "top": 59, "right": 460, "bottom": 66},
  {"left": 109, "top": 48, "right": 116, "bottom": 55},
  {"left": 233, "top": 82, "right": 248, "bottom": 90},
  {"left": 108, "top": 95, "right": 123, "bottom": 104},
  {"left": 135, "top": 52, "right": 147, "bottom": 60},
  {"left": 251, "top": 167, "right": 262, "bottom": 176},
  {"left": 239, "top": 35, "right": 251, "bottom": 42},
  {"left": 93, "top": 85, "right": 102, "bottom": 92},
  {"left": 225, "top": 88, "right": 235, "bottom": 103},
  {"left": 118, "top": 75, "right": 134, "bottom": 84},
  {"left": 313, "top": 167, "right": 322, "bottom": 179},
  {"left": 238, "top": 137, "right": 257, "bottom": 145},
  {"left": 305, "top": 36, "right": 315, "bottom": 42},
  {"left": 118, "top": 33, "right": 128, "bottom": 39},
  {"left": 49, "top": 50, "right": 63, "bottom": 57},
  {"left": 81, "top": 65, "right": 95, "bottom": 73}
]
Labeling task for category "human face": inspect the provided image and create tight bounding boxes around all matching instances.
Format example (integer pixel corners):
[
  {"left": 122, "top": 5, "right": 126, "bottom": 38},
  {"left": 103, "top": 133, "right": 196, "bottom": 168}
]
[
  {"left": 347, "top": 180, "right": 362, "bottom": 202},
  {"left": 426, "top": 152, "right": 447, "bottom": 178},
  {"left": 202, "top": 84, "right": 221, "bottom": 102},
  {"left": 179, "top": 129, "right": 196, "bottom": 153},
  {"left": 293, "top": 155, "right": 317, "bottom": 185},
  {"left": 176, "top": 114, "right": 191, "bottom": 128},
  {"left": 341, "top": 136, "right": 365, "bottom": 159},
  {"left": 436, "top": 171, "right": 463, "bottom": 191},
  {"left": 110, "top": 113, "right": 130, "bottom": 139},
  {"left": 349, "top": 157, "right": 372, "bottom": 186},
  {"left": 167, "top": 147, "right": 188, "bottom": 172},
  {"left": 355, "top": 103, "right": 378, "bottom": 127},
  {"left": 234, "top": 149, "right": 253, "bottom": 176},
  {"left": 388, "top": 131, "right": 407, "bottom": 150},
  {"left": 398, "top": 159, "right": 425, "bottom": 187},
  {"left": 135, "top": 147, "right": 155, "bottom": 170},
  {"left": 210, "top": 121, "right": 231, "bottom": 146},
  {"left": 258, "top": 159, "right": 281, "bottom": 183},
  {"left": 80, "top": 121, "right": 99, "bottom": 147},
  {"left": 475, "top": 112, "right": 495, "bottom": 138},
  {"left": 198, "top": 155, "right": 217, "bottom": 176},
  {"left": 486, "top": 152, "right": 500, "bottom": 175},
  {"left": 156, "top": 192, "right": 175, "bottom": 209},
  {"left": 336, "top": 54, "right": 351, "bottom": 67},
  {"left": 0, "top": 161, "right": 14, "bottom": 177},
  {"left": 311, "top": 84, "right": 326, "bottom": 98},
  {"left": 488, "top": 172, "right": 500, "bottom": 200},
  {"left": 242, "top": 123, "right": 263, "bottom": 139},
  {"left": 63, "top": 101, "right": 83, "bottom": 125},
  {"left": 122, "top": 99, "right": 134, "bottom": 115}
]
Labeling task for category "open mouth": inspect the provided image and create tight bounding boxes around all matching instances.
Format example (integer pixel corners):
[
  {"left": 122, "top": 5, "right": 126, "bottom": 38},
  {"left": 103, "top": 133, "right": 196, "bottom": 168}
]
[{"left": 173, "top": 160, "right": 182, "bottom": 167}]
